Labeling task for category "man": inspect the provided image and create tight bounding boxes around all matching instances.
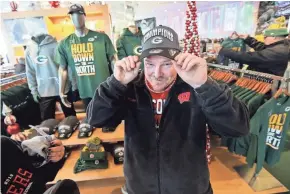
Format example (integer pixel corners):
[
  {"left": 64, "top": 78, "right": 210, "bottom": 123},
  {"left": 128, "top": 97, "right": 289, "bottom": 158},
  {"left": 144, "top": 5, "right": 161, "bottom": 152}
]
[
  {"left": 87, "top": 26, "right": 250, "bottom": 194},
  {"left": 217, "top": 28, "right": 289, "bottom": 76},
  {"left": 1, "top": 136, "right": 66, "bottom": 194},
  {"left": 116, "top": 22, "right": 143, "bottom": 60}
]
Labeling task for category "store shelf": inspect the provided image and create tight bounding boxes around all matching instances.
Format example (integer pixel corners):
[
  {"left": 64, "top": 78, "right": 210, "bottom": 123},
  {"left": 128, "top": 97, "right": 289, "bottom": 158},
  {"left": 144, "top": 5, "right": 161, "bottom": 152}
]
[
  {"left": 76, "top": 178, "right": 125, "bottom": 194},
  {"left": 57, "top": 121, "right": 124, "bottom": 146},
  {"left": 48, "top": 148, "right": 124, "bottom": 184}
]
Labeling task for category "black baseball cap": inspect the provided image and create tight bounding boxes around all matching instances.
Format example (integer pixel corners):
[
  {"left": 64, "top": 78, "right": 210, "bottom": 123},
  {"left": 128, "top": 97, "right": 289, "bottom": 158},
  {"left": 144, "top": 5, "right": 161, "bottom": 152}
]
[
  {"left": 68, "top": 4, "right": 86, "bottom": 15},
  {"left": 140, "top": 25, "right": 181, "bottom": 60}
]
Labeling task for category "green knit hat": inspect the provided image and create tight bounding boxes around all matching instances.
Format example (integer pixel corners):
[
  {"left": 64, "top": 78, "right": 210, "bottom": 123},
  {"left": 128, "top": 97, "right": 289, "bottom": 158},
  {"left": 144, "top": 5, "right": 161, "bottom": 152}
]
[
  {"left": 264, "top": 28, "right": 289, "bottom": 37},
  {"left": 73, "top": 137, "right": 108, "bottom": 174}
]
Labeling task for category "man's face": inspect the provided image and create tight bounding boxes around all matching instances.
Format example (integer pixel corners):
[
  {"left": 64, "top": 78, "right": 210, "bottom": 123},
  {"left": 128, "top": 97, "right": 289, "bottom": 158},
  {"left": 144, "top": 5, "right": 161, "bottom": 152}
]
[
  {"left": 70, "top": 13, "right": 86, "bottom": 29},
  {"left": 264, "top": 36, "right": 277, "bottom": 45},
  {"left": 144, "top": 55, "right": 177, "bottom": 92}
]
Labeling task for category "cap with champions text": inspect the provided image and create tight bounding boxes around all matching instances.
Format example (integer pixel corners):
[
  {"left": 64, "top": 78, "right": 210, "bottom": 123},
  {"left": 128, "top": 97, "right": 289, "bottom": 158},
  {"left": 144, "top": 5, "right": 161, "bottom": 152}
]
[
  {"left": 140, "top": 25, "right": 181, "bottom": 60},
  {"left": 68, "top": 4, "right": 86, "bottom": 16}
]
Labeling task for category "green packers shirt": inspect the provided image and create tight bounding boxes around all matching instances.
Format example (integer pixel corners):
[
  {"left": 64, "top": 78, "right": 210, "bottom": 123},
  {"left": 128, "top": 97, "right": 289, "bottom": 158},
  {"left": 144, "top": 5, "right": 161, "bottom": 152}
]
[
  {"left": 246, "top": 95, "right": 290, "bottom": 174},
  {"left": 55, "top": 30, "right": 116, "bottom": 98}
]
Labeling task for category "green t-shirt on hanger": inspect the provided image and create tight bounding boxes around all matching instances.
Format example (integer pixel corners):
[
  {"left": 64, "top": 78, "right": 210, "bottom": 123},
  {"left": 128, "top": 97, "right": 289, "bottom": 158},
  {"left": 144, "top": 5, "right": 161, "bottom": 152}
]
[
  {"left": 55, "top": 30, "right": 116, "bottom": 99},
  {"left": 246, "top": 95, "right": 290, "bottom": 174},
  {"left": 239, "top": 90, "right": 255, "bottom": 101}
]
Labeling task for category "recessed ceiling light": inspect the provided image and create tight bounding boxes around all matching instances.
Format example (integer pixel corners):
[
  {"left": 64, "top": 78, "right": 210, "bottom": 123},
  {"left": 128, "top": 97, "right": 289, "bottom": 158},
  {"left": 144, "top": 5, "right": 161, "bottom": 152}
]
[
  {"left": 178, "top": 9, "right": 181, "bottom": 11},
  {"left": 164, "top": 9, "right": 168, "bottom": 12}
]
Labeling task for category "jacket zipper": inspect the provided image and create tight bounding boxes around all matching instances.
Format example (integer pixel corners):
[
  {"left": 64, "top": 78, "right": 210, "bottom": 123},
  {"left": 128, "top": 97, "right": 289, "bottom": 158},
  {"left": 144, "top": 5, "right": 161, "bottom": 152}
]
[
  {"left": 144, "top": 89, "right": 161, "bottom": 194},
  {"left": 144, "top": 87, "right": 174, "bottom": 194},
  {"left": 156, "top": 130, "right": 161, "bottom": 194}
]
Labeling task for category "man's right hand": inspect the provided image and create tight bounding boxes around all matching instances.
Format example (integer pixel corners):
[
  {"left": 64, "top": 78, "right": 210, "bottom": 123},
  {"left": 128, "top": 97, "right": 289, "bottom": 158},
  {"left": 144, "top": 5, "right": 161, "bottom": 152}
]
[
  {"left": 114, "top": 56, "right": 141, "bottom": 85},
  {"left": 11, "top": 132, "right": 27, "bottom": 142}
]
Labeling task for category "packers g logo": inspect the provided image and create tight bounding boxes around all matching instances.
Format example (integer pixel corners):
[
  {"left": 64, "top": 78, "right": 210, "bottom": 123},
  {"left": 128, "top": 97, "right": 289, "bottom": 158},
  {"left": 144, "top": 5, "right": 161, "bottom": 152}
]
[
  {"left": 151, "top": 36, "right": 163, "bottom": 44},
  {"left": 34, "top": 55, "right": 48, "bottom": 65},
  {"left": 133, "top": 46, "right": 142, "bottom": 55}
]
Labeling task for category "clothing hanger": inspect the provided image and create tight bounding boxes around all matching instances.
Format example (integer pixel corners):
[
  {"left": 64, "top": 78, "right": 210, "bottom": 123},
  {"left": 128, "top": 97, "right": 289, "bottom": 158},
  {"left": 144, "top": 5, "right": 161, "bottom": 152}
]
[{"left": 274, "top": 79, "right": 290, "bottom": 98}]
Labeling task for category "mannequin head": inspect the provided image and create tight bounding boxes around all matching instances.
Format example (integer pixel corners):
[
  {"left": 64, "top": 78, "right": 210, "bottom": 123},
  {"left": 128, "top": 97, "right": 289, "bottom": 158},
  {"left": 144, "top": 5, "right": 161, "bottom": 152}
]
[
  {"left": 70, "top": 13, "right": 86, "bottom": 30},
  {"left": 68, "top": 4, "right": 87, "bottom": 32},
  {"left": 127, "top": 21, "right": 138, "bottom": 34}
]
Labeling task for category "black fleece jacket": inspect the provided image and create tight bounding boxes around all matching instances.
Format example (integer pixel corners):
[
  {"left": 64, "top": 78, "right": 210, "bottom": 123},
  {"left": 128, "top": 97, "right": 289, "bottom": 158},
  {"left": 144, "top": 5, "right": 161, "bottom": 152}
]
[
  {"left": 219, "top": 37, "right": 289, "bottom": 76},
  {"left": 1, "top": 136, "right": 65, "bottom": 194},
  {"left": 87, "top": 74, "right": 250, "bottom": 194}
]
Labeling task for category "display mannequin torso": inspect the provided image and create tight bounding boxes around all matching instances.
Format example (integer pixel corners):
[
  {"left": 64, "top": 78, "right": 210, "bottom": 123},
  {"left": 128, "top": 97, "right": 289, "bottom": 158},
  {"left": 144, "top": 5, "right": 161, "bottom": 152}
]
[{"left": 57, "top": 13, "right": 116, "bottom": 107}]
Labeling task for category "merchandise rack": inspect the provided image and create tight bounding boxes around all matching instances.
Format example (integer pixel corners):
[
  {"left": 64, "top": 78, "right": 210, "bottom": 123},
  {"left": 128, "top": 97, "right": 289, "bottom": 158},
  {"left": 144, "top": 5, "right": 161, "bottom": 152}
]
[
  {"left": 208, "top": 63, "right": 289, "bottom": 192},
  {"left": 208, "top": 63, "right": 290, "bottom": 82},
  {"left": 0, "top": 73, "right": 26, "bottom": 86},
  {"left": 48, "top": 113, "right": 125, "bottom": 193},
  {"left": 58, "top": 121, "right": 124, "bottom": 146}
]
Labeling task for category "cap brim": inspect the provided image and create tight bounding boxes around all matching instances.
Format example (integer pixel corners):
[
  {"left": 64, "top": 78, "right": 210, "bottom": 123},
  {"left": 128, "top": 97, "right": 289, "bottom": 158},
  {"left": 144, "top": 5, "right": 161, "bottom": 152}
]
[
  {"left": 140, "top": 48, "right": 180, "bottom": 60},
  {"left": 68, "top": 10, "right": 86, "bottom": 15}
]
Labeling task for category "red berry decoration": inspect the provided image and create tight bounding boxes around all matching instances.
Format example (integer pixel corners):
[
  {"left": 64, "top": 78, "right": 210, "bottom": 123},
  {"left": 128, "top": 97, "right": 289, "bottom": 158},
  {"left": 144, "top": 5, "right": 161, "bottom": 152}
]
[
  {"left": 10, "top": 1, "right": 18, "bottom": 12},
  {"left": 49, "top": 1, "right": 60, "bottom": 8},
  {"left": 183, "top": 1, "right": 200, "bottom": 56}
]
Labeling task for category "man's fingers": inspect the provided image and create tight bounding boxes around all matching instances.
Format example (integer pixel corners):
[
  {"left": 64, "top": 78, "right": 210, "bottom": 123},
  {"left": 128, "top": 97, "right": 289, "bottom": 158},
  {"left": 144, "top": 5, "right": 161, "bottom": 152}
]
[
  {"left": 49, "top": 146, "right": 64, "bottom": 153},
  {"left": 185, "top": 60, "right": 198, "bottom": 72},
  {"left": 51, "top": 139, "right": 63, "bottom": 146},
  {"left": 49, "top": 151, "right": 63, "bottom": 157},
  {"left": 182, "top": 55, "right": 193, "bottom": 70},
  {"left": 128, "top": 56, "right": 136, "bottom": 69},
  {"left": 176, "top": 53, "right": 189, "bottom": 66},
  {"left": 49, "top": 156, "right": 62, "bottom": 162},
  {"left": 133, "top": 55, "right": 139, "bottom": 63},
  {"left": 123, "top": 58, "right": 132, "bottom": 71},
  {"left": 19, "top": 133, "right": 27, "bottom": 141}
]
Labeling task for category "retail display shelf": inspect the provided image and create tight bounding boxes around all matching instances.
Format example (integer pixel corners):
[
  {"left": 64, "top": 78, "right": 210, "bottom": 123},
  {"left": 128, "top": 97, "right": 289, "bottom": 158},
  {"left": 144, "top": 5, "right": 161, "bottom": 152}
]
[
  {"left": 57, "top": 122, "right": 125, "bottom": 146},
  {"left": 48, "top": 148, "right": 124, "bottom": 184}
]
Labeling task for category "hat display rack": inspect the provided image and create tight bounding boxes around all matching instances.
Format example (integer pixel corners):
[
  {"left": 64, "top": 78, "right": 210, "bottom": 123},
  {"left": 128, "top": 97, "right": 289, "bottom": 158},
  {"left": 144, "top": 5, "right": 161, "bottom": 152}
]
[{"left": 183, "top": 1, "right": 200, "bottom": 56}]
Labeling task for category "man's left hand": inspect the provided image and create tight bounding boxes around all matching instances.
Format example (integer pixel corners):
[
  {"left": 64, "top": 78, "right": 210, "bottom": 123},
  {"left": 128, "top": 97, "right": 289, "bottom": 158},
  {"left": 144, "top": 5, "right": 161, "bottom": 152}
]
[
  {"left": 174, "top": 53, "right": 208, "bottom": 88},
  {"left": 48, "top": 139, "right": 65, "bottom": 163}
]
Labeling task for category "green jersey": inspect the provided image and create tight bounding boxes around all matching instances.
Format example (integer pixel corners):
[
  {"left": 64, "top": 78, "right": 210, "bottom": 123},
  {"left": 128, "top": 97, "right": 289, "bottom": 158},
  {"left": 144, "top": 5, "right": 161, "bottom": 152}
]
[{"left": 55, "top": 30, "right": 116, "bottom": 98}]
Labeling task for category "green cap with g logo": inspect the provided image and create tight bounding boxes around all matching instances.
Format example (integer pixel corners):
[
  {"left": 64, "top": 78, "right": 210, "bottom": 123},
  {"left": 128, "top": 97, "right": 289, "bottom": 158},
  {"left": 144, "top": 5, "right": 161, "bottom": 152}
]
[{"left": 140, "top": 25, "right": 181, "bottom": 60}]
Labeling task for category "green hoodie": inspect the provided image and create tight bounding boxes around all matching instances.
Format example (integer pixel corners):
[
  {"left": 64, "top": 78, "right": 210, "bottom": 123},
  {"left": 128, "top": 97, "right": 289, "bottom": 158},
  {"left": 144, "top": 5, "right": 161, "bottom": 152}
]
[
  {"left": 116, "top": 28, "right": 143, "bottom": 63},
  {"left": 246, "top": 95, "right": 290, "bottom": 174}
]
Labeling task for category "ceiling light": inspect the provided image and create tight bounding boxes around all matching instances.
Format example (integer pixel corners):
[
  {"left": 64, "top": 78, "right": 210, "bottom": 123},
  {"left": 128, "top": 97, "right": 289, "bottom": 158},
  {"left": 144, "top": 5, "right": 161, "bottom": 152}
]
[{"left": 164, "top": 9, "right": 167, "bottom": 12}]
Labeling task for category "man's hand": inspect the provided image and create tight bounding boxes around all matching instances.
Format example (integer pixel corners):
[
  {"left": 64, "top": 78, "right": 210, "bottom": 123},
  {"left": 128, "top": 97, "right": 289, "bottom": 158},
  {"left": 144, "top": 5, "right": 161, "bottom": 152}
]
[
  {"left": 11, "top": 132, "right": 27, "bottom": 141},
  {"left": 114, "top": 56, "right": 141, "bottom": 85},
  {"left": 60, "top": 94, "right": 72, "bottom": 108},
  {"left": 174, "top": 53, "right": 208, "bottom": 88},
  {"left": 238, "top": 34, "right": 249, "bottom": 40},
  {"left": 48, "top": 139, "right": 65, "bottom": 163}
]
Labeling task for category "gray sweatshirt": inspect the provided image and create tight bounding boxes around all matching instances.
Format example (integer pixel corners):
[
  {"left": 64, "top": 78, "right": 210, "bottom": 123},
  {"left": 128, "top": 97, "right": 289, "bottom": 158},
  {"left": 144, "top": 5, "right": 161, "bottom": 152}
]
[{"left": 25, "top": 34, "right": 75, "bottom": 97}]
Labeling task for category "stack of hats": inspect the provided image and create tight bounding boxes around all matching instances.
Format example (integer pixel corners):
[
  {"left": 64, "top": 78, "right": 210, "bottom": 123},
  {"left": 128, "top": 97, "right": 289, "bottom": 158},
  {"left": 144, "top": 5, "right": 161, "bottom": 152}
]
[
  {"left": 24, "top": 119, "right": 60, "bottom": 138},
  {"left": 74, "top": 137, "right": 108, "bottom": 173},
  {"left": 78, "top": 118, "right": 94, "bottom": 138},
  {"left": 58, "top": 116, "right": 79, "bottom": 139}
]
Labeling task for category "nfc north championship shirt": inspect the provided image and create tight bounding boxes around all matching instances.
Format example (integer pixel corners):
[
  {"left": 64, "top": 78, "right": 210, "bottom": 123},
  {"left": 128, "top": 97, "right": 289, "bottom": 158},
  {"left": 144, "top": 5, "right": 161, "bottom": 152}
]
[
  {"left": 55, "top": 30, "right": 116, "bottom": 99},
  {"left": 246, "top": 95, "right": 290, "bottom": 174}
]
